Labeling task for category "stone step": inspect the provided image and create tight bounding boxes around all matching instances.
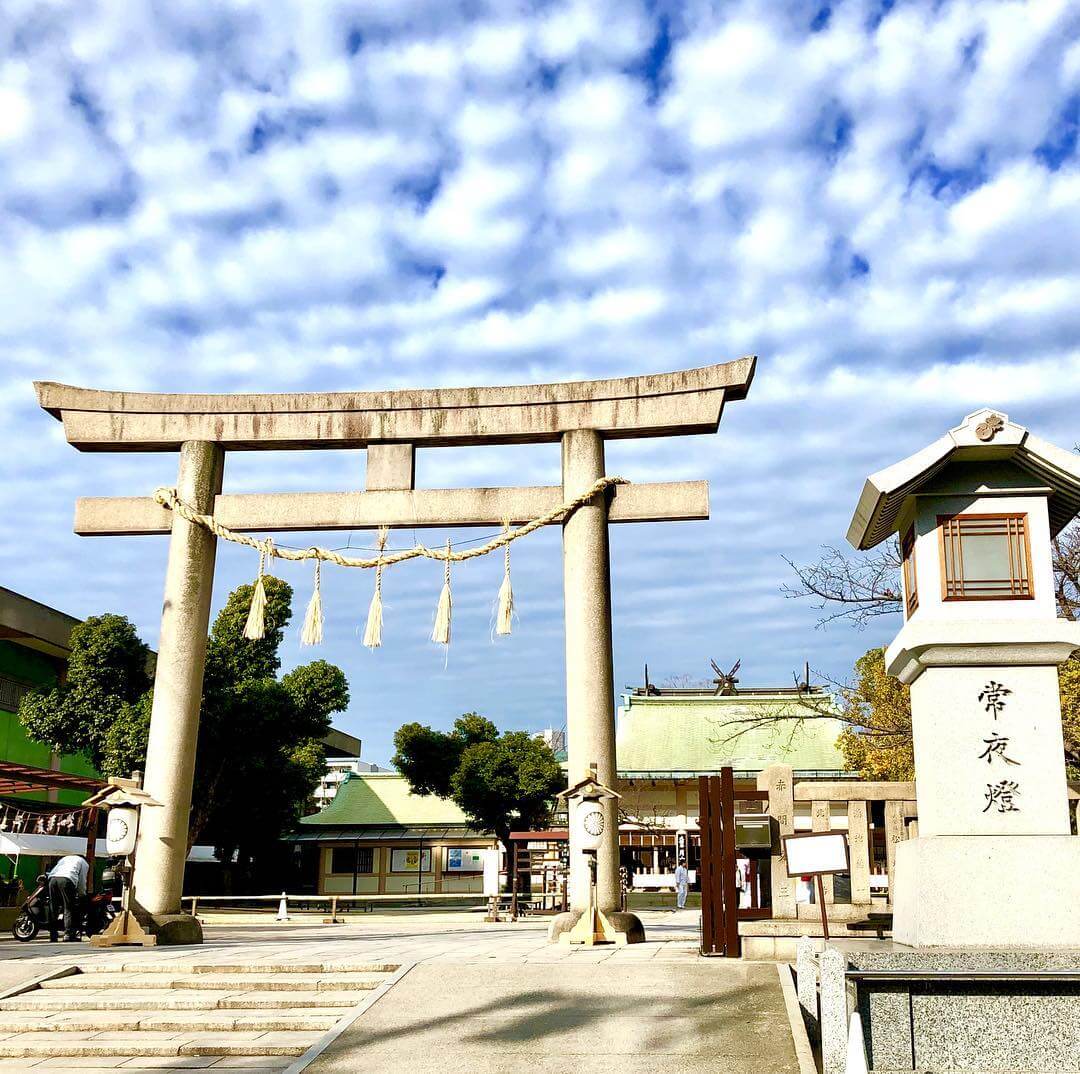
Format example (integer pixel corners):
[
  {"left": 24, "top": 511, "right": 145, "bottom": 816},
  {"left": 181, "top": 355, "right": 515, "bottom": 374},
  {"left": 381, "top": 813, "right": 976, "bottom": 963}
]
[
  {"left": 0, "top": 1031, "right": 317, "bottom": 1059},
  {"left": 0, "top": 1010, "right": 340, "bottom": 1033},
  {"left": 0, "top": 989, "right": 361, "bottom": 1011},
  {"left": 0, "top": 961, "right": 391, "bottom": 1067},
  {"left": 17, "top": 1068, "right": 289, "bottom": 1074},
  {"left": 38, "top": 972, "right": 381, "bottom": 991},
  {"left": 77, "top": 961, "right": 398, "bottom": 974}
]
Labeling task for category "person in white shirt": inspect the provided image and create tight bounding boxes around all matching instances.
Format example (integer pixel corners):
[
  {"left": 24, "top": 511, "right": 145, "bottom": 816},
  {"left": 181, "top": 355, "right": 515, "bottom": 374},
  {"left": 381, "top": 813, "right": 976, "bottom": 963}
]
[
  {"left": 48, "top": 855, "right": 89, "bottom": 943},
  {"left": 673, "top": 860, "right": 689, "bottom": 910}
]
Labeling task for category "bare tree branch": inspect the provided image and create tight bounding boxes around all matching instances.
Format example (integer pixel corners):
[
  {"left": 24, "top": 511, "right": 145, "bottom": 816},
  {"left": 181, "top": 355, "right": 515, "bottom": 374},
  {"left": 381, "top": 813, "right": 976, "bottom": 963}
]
[
  {"left": 1052, "top": 528, "right": 1080, "bottom": 622},
  {"left": 617, "top": 782, "right": 676, "bottom": 833},
  {"left": 781, "top": 542, "right": 903, "bottom": 628}
]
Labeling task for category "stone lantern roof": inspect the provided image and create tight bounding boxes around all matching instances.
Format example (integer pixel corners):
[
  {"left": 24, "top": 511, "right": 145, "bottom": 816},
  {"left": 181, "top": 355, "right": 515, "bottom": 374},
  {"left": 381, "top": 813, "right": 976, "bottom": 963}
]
[{"left": 847, "top": 407, "right": 1080, "bottom": 550}]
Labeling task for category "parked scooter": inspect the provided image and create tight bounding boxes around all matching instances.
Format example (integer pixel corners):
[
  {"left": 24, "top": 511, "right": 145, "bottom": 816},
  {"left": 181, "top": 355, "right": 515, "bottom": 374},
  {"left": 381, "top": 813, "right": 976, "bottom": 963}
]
[{"left": 11, "top": 873, "right": 116, "bottom": 942}]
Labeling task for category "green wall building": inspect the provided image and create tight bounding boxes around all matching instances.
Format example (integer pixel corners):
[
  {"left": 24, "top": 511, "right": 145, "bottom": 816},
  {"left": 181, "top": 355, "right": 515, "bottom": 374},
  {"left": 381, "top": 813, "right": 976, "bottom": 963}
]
[{"left": 0, "top": 587, "right": 101, "bottom": 886}]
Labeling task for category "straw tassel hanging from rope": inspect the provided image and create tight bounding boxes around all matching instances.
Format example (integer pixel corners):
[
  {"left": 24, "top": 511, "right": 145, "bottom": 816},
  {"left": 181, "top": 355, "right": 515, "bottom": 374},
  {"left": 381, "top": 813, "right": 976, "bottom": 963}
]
[
  {"left": 495, "top": 521, "right": 513, "bottom": 636},
  {"left": 431, "top": 540, "right": 453, "bottom": 645},
  {"left": 363, "top": 527, "right": 389, "bottom": 648},
  {"left": 154, "top": 474, "right": 628, "bottom": 650},
  {"left": 300, "top": 556, "right": 324, "bottom": 646},
  {"left": 243, "top": 538, "right": 272, "bottom": 641}
]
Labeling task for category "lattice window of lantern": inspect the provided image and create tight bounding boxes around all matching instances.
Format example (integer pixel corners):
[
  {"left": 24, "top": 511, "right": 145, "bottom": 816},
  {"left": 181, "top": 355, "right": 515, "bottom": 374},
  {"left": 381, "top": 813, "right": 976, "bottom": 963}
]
[
  {"left": 938, "top": 513, "right": 1033, "bottom": 600},
  {"left": 901, "top": 525, "right": 918, "bottom": 616}
]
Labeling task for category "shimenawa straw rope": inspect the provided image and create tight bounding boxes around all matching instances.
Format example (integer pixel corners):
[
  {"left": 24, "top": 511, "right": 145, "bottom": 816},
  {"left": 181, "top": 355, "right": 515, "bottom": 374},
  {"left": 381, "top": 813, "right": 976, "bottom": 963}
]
[{"left": 152, "top": 475, "right": 626, "bottom": 647}]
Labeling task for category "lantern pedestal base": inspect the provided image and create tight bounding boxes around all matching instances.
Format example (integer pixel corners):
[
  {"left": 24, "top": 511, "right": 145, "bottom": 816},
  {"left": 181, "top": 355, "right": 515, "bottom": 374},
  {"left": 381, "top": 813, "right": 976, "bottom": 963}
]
[
  {"left": 893, "top": 836, "right": 1080, "bottom": 948},
  {"left": 548, "top": 908, "right": 645, "bottom": 945},
  {"left": 89, "top": 909, "right": 202, "bottom": 948}
]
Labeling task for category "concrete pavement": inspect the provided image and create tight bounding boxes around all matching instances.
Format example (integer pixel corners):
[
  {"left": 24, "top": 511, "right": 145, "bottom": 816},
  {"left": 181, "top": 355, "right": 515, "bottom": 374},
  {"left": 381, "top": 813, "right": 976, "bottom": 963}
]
[
  {"left": 0, "top": 910, "right": 803, "bottom": 1072},
  {"left": 308, "top": 961, "right": 800, "bottom": 1074}
]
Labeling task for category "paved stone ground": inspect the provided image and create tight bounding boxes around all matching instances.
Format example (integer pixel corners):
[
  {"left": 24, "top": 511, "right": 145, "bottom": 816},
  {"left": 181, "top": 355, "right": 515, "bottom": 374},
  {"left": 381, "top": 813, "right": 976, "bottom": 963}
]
[
  {"left": 0, "top": 910, "right": 802, "bottom": 1071},
  {"left": 0, "top": 909, "right": 702, "bottom": 988},
  {"left": 309, "top": 961, "right": 800, "bottom": 1074}
]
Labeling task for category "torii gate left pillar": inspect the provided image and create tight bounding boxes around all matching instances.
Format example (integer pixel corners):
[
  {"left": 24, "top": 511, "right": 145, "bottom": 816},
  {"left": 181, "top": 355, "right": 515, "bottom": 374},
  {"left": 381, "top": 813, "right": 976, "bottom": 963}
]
[
  {"left": 36, "top": 358, "right": 755, "bottom": 944},
  {"left": 136, "top": 441, "right": 223, "bottom": 942}
]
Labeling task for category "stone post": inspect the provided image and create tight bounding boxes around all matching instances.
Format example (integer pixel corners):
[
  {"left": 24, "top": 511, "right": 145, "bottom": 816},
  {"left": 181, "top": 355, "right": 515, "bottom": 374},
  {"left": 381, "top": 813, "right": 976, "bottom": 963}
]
[
  {"left": 758, "top": 764, "right": 796, "bottom": 919},
  {"left": 131, "top": 441, "right": 223, "bottom": 943},
  {"left": 819, "top": 947, "right": 850, "bottom": 1074},
  {"left": 796, "top": 935, "right": 820, "bottom": 1042},
  {"left": 560, "top": 429, "right": 619, "bottom": 914},
  {"left": 847, "top": 801, "right": 871, "bottom": 906},
  {"left": 883, "top": 800, "right": 905, "bottom": 908},
  {"left": 812, "top": 801, "right": 833, "bottom": 904}
]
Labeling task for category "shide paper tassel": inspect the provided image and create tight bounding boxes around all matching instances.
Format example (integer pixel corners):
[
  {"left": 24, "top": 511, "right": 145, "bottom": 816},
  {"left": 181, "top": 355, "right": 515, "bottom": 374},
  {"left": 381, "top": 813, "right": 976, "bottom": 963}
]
[
  {"left": 495, "top": 522, "right": 513, "bottom": 636},
  {"left": 431, "top": 540, "right": 453, "bottom": 646},
  {"left": 363, "top": 527, "right": 389, "bottom": 649},
  {"left": 243, "top": 539, "right": 272, "bottom": 641},
  {"left": 300, "top": 557, "right": 324, "bottom": 647}
]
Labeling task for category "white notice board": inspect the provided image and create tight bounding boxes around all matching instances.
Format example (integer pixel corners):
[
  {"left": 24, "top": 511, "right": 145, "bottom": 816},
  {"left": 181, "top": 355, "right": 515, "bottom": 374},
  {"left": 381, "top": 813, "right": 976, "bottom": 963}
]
[{"left": 782, "top": 832, "right": 849, "bottom": 878}]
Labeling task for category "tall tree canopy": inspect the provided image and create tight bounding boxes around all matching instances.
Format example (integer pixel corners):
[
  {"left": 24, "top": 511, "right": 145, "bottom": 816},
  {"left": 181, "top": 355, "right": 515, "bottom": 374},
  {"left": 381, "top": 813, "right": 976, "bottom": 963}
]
[
  {"left": 392, "top": 714, "right": 564, "bottom": 854},
  {"left": 19, "top": 577, "right": 349, "bottom": 861}
]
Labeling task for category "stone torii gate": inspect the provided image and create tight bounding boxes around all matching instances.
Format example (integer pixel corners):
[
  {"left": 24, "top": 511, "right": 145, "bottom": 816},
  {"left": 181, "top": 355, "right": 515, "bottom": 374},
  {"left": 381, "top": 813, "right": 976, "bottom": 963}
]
[{"left": 36, "top": 357, "right": 755, "bottom": 944}]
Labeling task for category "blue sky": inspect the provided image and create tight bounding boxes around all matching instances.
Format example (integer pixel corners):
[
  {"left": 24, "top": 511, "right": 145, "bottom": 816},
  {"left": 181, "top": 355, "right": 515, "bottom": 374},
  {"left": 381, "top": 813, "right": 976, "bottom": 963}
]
[{"left": 2, "top": 0, "right": 1079, "bottom": 766}]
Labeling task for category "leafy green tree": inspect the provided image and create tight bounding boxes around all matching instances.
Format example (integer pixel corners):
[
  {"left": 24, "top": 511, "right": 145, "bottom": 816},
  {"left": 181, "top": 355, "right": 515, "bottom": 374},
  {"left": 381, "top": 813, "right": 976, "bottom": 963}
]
[
  {"left": 836, "top": 648, "right": 914, "bottom": 781},
  {"left": 392, "top": 715, "right": 564, "bottom": 857},
  {"left": 392, "top": 713, "right": 497, "bottom": 797},
  {"left": 19, "top": 614, "right": 152, "bottom": 771},
  {"left": 18, "top": 577, "right": 349, "bottom": 868}
]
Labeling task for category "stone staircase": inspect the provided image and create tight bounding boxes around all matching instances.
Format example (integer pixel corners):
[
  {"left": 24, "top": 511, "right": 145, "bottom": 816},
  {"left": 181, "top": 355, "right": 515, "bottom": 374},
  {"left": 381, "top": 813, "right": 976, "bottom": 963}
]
[{"left": 0, "top": 959, "right": 399, "bottom": 1071}]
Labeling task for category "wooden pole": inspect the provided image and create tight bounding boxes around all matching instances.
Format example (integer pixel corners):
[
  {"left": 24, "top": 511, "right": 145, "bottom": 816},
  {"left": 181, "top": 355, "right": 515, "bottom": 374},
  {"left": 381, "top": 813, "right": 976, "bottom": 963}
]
[
  {"left": 720, "top": 766, "right": 739, "bottom": 958},
  {"left": 83, "top": 807, "right": 98, "bottom": 895},
  {"left": 510, "top": 842, "right": 519, "bottom": 921},
  {"left": 817, "top": 874, "right": 830, "bottom": 941}
]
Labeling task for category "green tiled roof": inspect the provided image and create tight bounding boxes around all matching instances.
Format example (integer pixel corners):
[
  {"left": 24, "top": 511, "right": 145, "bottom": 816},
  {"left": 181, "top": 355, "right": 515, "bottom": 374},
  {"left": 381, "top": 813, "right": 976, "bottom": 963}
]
[
  {"left": 615, "top": 693, "right": 846, "bottom": 773},
  {"left": 301, "top": 772, "right": 471, "bottom": 827}
]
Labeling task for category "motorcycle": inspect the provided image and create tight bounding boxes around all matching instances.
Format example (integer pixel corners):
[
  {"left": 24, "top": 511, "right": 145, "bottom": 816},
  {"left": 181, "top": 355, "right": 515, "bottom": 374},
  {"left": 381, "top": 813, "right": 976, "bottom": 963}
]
[{"left": 11, "top": 874, "right": 117, "bottom": 942}]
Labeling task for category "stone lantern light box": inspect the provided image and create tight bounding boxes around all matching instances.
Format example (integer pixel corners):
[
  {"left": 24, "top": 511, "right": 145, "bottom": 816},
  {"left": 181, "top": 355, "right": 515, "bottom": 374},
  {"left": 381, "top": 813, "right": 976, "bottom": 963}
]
[{"left": 848, "top": 408, "right": 1080, "bottom": 948}]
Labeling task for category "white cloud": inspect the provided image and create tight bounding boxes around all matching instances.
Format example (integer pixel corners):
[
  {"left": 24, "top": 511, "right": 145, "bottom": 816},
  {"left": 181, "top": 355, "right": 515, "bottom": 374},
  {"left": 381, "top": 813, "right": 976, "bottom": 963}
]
[{"left": 0, "top": 0, "right": 1077, "bottom": 764}]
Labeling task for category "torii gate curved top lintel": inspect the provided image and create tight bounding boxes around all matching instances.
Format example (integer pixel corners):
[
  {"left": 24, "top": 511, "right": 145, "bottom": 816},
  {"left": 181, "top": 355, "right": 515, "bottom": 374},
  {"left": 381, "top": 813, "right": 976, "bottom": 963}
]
[
  {"left": 37, "top": 356, "right": 755, "bottom": 946},
  {"left": 35, "top": 356, "right": 754, "bottom": 451}
]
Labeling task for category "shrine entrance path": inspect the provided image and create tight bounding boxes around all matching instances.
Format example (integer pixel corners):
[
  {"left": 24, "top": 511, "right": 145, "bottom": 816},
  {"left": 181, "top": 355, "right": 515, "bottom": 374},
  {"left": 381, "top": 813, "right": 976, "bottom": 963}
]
[
  {"left": 309, "top": 960, "right": 799, "bottom": 1074},
  {"left": 0, "top": 912, "right": 800, "bottom": 1073}
]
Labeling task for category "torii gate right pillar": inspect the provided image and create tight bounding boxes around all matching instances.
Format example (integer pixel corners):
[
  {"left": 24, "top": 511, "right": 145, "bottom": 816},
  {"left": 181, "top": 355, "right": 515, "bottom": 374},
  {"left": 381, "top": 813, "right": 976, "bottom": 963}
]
[{"left": 560, "top": 430, "right": 621, "bottom": 917}]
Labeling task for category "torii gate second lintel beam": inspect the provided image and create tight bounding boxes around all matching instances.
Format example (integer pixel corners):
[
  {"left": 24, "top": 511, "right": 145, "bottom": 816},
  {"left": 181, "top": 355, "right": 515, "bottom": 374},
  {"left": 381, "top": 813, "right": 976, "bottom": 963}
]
[{"left": 36, "top": 357, "right": 755, "bottom": 946}]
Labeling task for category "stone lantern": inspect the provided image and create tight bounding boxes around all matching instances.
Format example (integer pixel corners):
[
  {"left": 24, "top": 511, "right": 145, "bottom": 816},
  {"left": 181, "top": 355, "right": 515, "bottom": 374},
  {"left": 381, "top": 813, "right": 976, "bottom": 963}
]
[
  {"left": 847, "top": 408, "right": 1080, "bottom": 947},
  {"left": 553, "top": 771, "right": 643, "bottom": 946}
]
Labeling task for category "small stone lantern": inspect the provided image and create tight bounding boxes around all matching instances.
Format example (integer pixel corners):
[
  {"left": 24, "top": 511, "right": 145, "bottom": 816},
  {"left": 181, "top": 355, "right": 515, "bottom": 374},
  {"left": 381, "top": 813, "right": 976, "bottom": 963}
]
[
  {"left": 555, "top": 771, "right": 623, "bottom": 946},
  {"left": 848, "top": 408, "right": 1080, "bottom": 947}
]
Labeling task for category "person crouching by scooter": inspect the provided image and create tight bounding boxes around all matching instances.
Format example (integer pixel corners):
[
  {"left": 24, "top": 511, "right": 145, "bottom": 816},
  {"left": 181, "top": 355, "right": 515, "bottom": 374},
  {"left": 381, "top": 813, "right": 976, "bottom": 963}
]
[{"left": 48, "top": 854, "right": 89, "bottom": 943}]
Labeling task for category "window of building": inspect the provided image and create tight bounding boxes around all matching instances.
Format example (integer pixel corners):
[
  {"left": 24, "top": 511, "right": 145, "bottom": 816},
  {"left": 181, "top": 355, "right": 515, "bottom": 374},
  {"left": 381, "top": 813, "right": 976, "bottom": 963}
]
[
  {"left": 901, "top": 525, "right": 918, "bottom": 616},
  {"left": 0, "top": 676, "right": 32, "bottom": 712},
  {"left": 938, "top": 513, "right": 1033, "bottom": 600},
  {"left": 330, "top": 846, "right": 374, "bottom": 875}
]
